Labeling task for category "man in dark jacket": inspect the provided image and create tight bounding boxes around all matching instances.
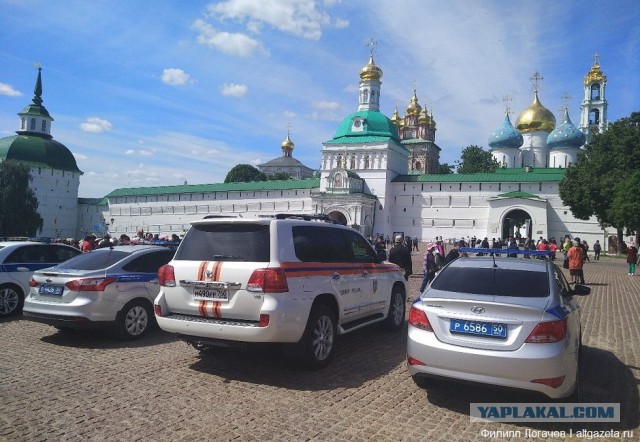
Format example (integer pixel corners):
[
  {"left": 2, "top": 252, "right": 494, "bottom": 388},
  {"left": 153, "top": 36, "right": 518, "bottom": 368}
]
[{"left": 389, "top": 234, "right": 412, "bottom": 281}]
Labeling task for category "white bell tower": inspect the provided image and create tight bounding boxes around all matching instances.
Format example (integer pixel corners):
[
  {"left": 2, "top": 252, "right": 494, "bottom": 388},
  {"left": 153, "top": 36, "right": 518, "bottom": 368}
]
[{"left": 579, "top": 54, "right": 608, "bottom": 140}]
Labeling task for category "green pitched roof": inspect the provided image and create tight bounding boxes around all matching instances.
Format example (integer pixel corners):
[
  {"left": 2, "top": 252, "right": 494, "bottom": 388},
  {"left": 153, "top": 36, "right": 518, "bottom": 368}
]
[
  {"left": 491, "top": 191, "right": 546, "bottom": 201},
  {"left": 393, "top": 167, "right": 566, "bottom": 183},
  {"left": 105, "top": 178, "right": 321, "bottom": 198}
]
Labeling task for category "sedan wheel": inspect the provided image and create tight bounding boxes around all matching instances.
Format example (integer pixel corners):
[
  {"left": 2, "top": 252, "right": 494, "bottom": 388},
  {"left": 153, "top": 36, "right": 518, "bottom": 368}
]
[
  {"left": 114, "top": 301, "right": 152, "bottom": 340},
  {"left": 0, "top": 285, "right": 23, "bottom": 318}
]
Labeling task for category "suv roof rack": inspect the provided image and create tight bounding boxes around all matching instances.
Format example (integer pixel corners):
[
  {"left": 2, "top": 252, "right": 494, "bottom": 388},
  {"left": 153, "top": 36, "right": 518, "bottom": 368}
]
[{"left": 274, "top": 213, "right": 338, "bottom": 223}]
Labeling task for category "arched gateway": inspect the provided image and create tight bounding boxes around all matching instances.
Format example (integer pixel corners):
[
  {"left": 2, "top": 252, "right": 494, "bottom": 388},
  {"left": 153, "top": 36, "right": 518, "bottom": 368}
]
[{"left": 501, "top": 209, "right": 532, "bottom": 240}]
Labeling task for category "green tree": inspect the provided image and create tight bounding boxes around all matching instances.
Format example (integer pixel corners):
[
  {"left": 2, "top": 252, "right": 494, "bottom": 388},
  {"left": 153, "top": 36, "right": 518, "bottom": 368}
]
[
  {"left": 0, "top": 160, "right": 43, "bottom": 236},
  {"left": 224, "top": 164, "right": 267, "bottom": 183},
  {"left": 435, "top": 163, "right": 455, "bottom": 174},
  {"left": 456, "top": 145, "right": 499, "bottom": 174},
  {"left": 559, "top": 112, "right": 640, "bottom": 249}
]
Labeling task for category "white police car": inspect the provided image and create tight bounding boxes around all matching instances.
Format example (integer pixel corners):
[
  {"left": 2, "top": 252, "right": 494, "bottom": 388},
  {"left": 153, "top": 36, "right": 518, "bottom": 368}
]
[
  {"left": 0, "top": 241, "right": 81, "bottom": 317},
  {"left": 23, "top": 245, "right": 174, "bottom": 339}
]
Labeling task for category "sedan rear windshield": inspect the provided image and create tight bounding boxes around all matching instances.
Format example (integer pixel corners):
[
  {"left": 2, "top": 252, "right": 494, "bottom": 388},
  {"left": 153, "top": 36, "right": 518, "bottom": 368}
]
[
  {"left": 431, "top": 267, "right": 550, "bottom": 297},
  {"left": 175, "top": 224, "right": 270, "bottom": 262},
  {"left": 56, "top": 250, "right": 130, "bottom": 271}
]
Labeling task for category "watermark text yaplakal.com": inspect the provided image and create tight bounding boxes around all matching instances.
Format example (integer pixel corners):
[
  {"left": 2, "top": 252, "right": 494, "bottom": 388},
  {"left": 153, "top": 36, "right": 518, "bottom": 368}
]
[{"left": 470, "top": 403, "right": 620, "bottom": 423}]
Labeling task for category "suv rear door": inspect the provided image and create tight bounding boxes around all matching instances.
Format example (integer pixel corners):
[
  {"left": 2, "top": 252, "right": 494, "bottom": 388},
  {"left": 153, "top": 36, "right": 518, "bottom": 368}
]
[{"left": 165, "top": 222, "right": 270, "bottom": 320}]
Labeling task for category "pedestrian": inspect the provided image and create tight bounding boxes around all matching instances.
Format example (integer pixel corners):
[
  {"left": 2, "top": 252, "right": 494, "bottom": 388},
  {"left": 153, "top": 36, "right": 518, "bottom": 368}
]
[
  {"left": 418, "top": 243, "right": 438, "bottom": 293},
  {"left": 389, "top": 234, "right": 412, "bottom": 281},
  {"left": 593, "top": 240, "right": 602, "bottom": 260},
  {"left": 413, "top": 236, "right": 419, "bottom": 252},
  {"left": 81, "top": 234, "right": 96, "bottom": 253},
  {"left": 444, "top": 240, "right": 465, "bottom": 264},
  {"left": 582, "top": 240, "right": 591, "bottom": 262},
  {"left": 626, "top": 242, "right": 638, "bottom": 276},
  {"left": 567, "top": 240, "right": 585, "bottom": 284}
]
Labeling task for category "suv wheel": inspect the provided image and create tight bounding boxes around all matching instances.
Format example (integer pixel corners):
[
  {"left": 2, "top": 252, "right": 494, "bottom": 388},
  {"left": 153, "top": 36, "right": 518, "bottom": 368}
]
[
  {"left": 0, "top": 284, "right": 23, "bottom": 318},
  {"left": 113, "top": 300, "right": 153, "bottom": 340},
  {"left": 381, "top": 286, "right": 405, "bottom": 331},
  {"left": 299, "top": 305, "right": 336, "bottom": 370}
]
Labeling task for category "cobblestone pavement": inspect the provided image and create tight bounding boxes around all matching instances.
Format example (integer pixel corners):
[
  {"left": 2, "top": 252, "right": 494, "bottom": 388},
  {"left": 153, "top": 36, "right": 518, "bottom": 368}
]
[{"left": 1, "top": 254, "right": 638, "bottom": 441}]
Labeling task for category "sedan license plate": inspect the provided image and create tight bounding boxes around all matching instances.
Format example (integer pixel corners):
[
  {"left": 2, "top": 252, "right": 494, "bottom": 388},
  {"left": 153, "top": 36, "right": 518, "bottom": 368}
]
[
  {"left": 450, "top": 319, "right": 507, "bottom": 338},
  {"left": 38, "top": 285, "right": 64, "bottom": 296},
  {"left": 193, "top": 288, "right": 228, "bottom": 301}
]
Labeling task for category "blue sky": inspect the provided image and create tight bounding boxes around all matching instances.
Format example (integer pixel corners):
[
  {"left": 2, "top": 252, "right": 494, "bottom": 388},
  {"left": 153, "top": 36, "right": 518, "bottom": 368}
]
[{"left": 1, "top": 0, "right": 638, "bottom": 198}]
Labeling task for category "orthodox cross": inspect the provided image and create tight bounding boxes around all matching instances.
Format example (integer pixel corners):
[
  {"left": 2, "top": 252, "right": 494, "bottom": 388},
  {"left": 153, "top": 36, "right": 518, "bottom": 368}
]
[
  {"left": 592, "top": 52, "right": 600, "bottom": 66},
  {"left": 530, "top": 71, "right": 544, "bottom": 93},
  {"left": 560, "top": 92, "right": 572, "bottom": 113},
  {"left": 285, "top": 122, "right": 292, "bottom": 136},
  {"left": 365, "top": 38, "right": 377, "bottom": 57},
  {"left": 503, "top": 95, "right": 513, "bottom": 116}
]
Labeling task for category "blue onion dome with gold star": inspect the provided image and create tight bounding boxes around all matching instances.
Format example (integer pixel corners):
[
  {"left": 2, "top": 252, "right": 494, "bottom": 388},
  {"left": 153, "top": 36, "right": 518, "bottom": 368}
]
[
  {"left": 515, "top": 91, "right": 556, "bottom": 133},
  {"left": 546, "top": 108, "right": 585, "bottom": 149},
  {"left": 0, "top": 68, "right": 81, "bottom": 173},
  {"left": 488, "top": 112, "right": 523, "bottom": 148}
]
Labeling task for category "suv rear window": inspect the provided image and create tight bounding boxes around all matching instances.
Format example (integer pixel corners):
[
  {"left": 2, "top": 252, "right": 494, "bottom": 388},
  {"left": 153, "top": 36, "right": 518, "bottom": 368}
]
[
  {"left": 175, "top": 224, "right": 270, "bottom": 262},
  {"left": 430, "top": 267, "right": 550, "bottom": 297}
]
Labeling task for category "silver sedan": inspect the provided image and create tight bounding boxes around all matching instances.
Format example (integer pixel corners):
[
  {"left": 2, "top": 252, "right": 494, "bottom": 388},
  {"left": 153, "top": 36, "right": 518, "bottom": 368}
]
[
  {"left": 23, "top": 245, "right": 174, "bottom": 340},
  {"left": 407, "top": 254, "right": 590, "bottom": 399}
]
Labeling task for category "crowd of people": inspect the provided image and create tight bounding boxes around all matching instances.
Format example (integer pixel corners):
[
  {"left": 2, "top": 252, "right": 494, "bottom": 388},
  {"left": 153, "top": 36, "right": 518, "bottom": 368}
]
[
  {"left": 375, "top": 231, "right": 640, "bottom": 294},
  {"left": 49, "top": 230, "right": 182, "bottom": 252}
]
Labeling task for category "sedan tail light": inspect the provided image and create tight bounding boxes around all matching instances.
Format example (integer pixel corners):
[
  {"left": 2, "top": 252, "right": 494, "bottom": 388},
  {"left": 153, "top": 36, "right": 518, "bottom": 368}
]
[
  {"left": 408, "top": 306, "right": 433, "bottom": 332},
  {"left": 65, "top": 277, "right": 117, "bottom": 292},
  {"left": 158, "top": 265, "right": 176, "bottom": 287},
  {"left": 525, "top": 318, "right": 568, "bottom": 343},
  {"left": 247, "top": 268, "right": 288, "bottom": 293},
  {"left": 29, "top": 277, "right": 38, "bottom": 287}
]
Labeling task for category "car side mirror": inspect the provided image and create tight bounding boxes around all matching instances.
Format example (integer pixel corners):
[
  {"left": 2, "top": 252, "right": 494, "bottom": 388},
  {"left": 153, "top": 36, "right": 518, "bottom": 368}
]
[
  {"left": 571, "top": 284, "right": 591, "bottom": 296},
  {"left": 376, "top": 249, "right": 387, "bottom": 262}
]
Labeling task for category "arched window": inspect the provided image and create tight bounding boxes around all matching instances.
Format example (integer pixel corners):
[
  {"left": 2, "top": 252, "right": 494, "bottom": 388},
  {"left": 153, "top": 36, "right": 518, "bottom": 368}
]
[
  {"left": 21, "top": 118, "right": 25, "bottom": 130},
  {"left": 364, "top": 155, "right": 370, "bottom": 169},
  {"left": 590, "top": 84, "right": 601, "bottom": 100},
  {"left": 30, "top": 118, "right": 36, "bottom": 131},
  {"left": 589, "top": 109, "right": 600, "bottom": 125},
  {"left": 361, "top": 89, "right": 369, "bottom": 103},
  {"left": 350, "top": 156, "right": 356, "bottom": 169},
  {"left": 41, "top": 120, "right": 46, "bottom": 132}
]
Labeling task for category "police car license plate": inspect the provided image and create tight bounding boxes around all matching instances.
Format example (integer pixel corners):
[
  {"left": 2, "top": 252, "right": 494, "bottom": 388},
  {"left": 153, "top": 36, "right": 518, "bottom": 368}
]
[
  {"left": 450, "top": 319, "right": 507, "bottom": 338},
  {"left": 193, "top": 288, "right": 228, "bottom": 300},
  {"left": 38, "top": 285, "right": 64, "bottom": 296}
]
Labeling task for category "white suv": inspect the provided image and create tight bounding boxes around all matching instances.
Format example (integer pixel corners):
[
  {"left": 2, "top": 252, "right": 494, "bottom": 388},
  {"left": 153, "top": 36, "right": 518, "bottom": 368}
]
[{"left": 154, "top": 215, "right": 407, "bottom": 368}]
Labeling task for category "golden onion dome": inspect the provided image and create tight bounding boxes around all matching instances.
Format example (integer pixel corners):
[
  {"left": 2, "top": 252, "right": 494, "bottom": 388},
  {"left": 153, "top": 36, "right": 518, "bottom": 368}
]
[
  {"left": 406, "top": 90, "right": 421, "bottom": 116},
  {"left": 584, "top": 60, "right": 607, "bottom": 85},
  {"left": 391, "top": 107, "right": 401, "bottom": 125},
  {"left": 281, "top": 133, "right": 294, "bottom": 156},
  {"left": 419, "top": 106, "right": 428, "bottom": 123},
  {"left": 515, "top": 91, "right": 556, "bottom": 133},
  {"left": 360, "top": 55, "right": 383, "bottom": 80}
]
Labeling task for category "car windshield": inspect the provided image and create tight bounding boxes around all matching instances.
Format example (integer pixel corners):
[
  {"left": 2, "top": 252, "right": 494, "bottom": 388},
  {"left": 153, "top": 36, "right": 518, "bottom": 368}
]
[
  {"left": 55, "top": 250, "right": 130, "bottom": 271},
  {"left": 175, "top": 224, "right": 270, "bottom": 262},
  {"left": 430, "top": 267, "right": 550, "bottom": 297}
]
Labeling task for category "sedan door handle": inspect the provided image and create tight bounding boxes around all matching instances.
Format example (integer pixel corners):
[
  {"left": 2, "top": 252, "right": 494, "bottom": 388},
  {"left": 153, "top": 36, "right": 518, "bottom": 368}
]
[{"left": 17, "top": 267, "right": 30, "bottom": 272}]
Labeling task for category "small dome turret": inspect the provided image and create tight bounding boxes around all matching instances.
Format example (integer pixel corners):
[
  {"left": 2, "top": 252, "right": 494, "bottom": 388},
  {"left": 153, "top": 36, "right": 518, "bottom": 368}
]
[
  {"left": 360, "top": 54, "right": 383, "bottom": 81},
  {"left": 281, "top": 132, "right": 294, "bottom": 157},
  {"left": 489, "top": 112, "right": 523, "bottom": 149},
  {"left": 547, "top": 108, "right": 585, "bottom": 149},
  {"left": 406, "top": 90, "right": 421, "bottom": 116}
]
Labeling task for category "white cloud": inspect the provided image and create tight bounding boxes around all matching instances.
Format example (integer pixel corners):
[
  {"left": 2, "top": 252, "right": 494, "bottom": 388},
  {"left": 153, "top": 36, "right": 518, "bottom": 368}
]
[
  {"left": 0, "top": 82, "right": 22, "bottom": 97},
  {"left": 220, "top": 83, "right": 248, "bottom": 97},
  {"left": 139, "top": 150, "right": 154, "bottom": 156},
  {"left": 313, "top": 100, "right": 340, "bottom": 110},
  {"left": 73, "top": 153, "right": 88, "bottom": 161},
  {"left": 206, "top": 0, "right": 337, "bottom": 40},
  {"left": 161, "top": 68, "right": 192, "bottom": 86},
  {"left": 80, "top": 117, "right": 113, "bottom": 133},
  {"left": 193, "top": 19, "right": 264, "bottom": 57},
  {"left": 333, "top": 18, "right": 349, "bottom": 29},
  {"left": 125, "top": 150, "right": 135, "bottom": 155},
  {"left": 284, "top": 110, "right": 297, "bottom": 119}
]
